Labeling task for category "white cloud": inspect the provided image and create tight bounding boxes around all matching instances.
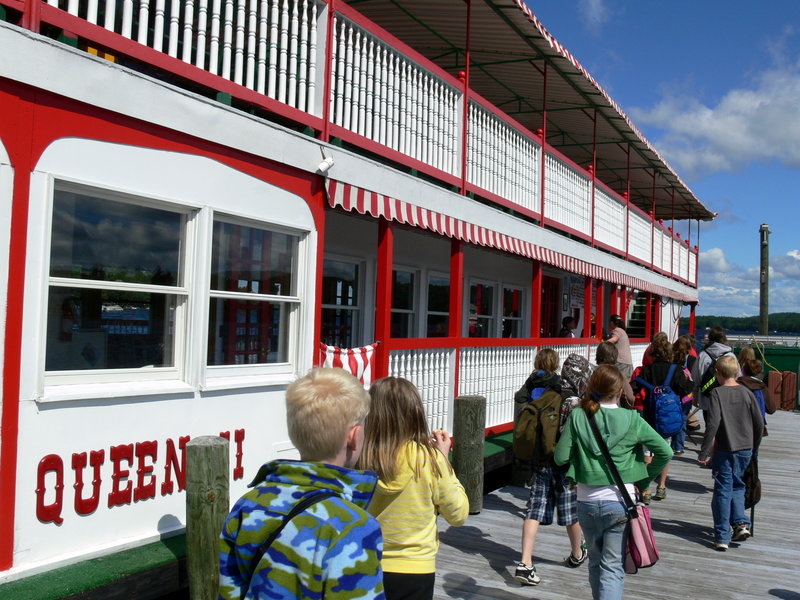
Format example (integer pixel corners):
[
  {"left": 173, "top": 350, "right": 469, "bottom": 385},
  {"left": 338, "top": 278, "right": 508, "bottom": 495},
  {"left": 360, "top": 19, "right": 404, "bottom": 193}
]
[
  {"left": 630, "top": 58, "right": 800, "bottom": 179},
  {"left": 697, "top": 247, "right": 800, "bottom": 315},
  {"left": 578, "top": 0, "right": 610, "bottom": 33}
]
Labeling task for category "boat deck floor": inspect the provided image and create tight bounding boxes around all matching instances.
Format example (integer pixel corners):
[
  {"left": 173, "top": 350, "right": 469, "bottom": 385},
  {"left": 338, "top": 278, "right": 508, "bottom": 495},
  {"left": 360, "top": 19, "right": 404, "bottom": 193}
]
[{"left": 434, "top": 409, "right": 800, "bottom": 600}]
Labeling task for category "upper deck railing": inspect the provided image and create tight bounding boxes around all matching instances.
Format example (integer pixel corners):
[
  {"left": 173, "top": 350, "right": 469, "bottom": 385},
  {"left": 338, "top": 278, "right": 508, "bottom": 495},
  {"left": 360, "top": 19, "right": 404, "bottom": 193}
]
[{"left": 5, "top": 0, "right": 698, "bottom": 286}]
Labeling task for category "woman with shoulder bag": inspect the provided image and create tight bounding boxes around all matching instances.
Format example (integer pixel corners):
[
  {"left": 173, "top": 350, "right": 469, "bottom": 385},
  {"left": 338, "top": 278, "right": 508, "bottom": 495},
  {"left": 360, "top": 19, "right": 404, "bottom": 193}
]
[{"left": 555, "top": 365, "right": 672, "bottom": 600}]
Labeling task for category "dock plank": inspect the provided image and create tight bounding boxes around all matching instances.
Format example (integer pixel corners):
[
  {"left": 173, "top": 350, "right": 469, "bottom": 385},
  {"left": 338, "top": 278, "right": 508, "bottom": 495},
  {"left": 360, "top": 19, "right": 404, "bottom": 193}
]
[{"left": 434, "top": 410, "right": 800, "bottom": 600}]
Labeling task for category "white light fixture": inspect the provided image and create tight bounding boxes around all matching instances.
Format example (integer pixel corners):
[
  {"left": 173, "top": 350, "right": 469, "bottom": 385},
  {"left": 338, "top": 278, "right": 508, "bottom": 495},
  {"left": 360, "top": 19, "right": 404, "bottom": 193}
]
[{"left": 317, "top": 147, "right": 334, "bottom": 175}]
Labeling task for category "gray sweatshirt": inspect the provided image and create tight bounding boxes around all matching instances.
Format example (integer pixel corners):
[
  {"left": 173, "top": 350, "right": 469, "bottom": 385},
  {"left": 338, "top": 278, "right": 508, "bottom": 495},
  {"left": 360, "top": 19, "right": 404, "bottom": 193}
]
[{"left": 699, "top": 384, "right": 763, "bottom": 461}]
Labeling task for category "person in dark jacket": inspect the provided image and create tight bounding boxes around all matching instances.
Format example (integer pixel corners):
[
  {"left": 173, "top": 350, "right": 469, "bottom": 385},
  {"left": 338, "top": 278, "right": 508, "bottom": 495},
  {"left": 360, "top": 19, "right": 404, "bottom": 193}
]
[
  {"left": 631, "top": 332, "right": 690, "bottom": 502},
  {"left": 736, "top": 353, "right": 774, "bottom": 435},
  {"left": 671, "top": 335, "right": 697, "bottom": 454}
]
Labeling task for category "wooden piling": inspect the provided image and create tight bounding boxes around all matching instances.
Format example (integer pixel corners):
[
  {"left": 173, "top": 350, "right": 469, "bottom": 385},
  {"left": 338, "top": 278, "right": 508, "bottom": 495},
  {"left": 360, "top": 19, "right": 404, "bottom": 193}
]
[
  {"left": 186, "top": 436, "right": 230, "bottom": 600},
  {"left": 451, "top": 395, "right": 486, "bottom": 514}
]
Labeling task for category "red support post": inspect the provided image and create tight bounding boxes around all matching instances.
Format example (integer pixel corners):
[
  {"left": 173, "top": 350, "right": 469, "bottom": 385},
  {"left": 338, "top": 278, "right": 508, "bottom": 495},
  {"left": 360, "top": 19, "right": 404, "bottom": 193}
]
[
  {"left": 595, "top": 281, "right": 605, "bottom": 339},
  {"left": 583, "top": 277, "right": 593, "bottom": 337},
  {"left": 22, "top": 0, "right": 42, "bottom": 33},
  {"left": 459, "top": 0, "right": 472, "bottom": 196},
  {"left": 374, "top": 219, "right": 394, "bottom": 378},
  {"left": 448, "top": 239, "right": 464, "bottom": 338},
  {"left": 610, "top": 285, "right": 619, "bottom": 318},
  {"left": 689, "top": 303, "right": 697, "bottom": 336},
  {"left": 531, "top": 261, "right": 542, "bottom": 338},
  {"left": 449, "top": 239, "right": 464, "bottom": 397}
]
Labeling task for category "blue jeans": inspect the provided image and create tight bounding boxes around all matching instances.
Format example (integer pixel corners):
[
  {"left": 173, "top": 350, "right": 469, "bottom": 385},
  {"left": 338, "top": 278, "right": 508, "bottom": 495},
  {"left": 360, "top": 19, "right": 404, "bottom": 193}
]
[
  {"left": 578, "top": 501, "right": 628, "bottom": 600},
  {"left": 711, "top": 449, "right": 753, "bottom": 544},
  {"left": 671, "top": 402, "right": 692, "bottom": 451}
]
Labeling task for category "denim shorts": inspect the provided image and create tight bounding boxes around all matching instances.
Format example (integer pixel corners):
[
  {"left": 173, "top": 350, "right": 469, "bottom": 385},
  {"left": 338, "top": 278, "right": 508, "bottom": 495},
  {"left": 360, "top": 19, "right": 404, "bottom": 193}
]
[{"left": 524, "top": 465, "right": 578, "bottom": 525}]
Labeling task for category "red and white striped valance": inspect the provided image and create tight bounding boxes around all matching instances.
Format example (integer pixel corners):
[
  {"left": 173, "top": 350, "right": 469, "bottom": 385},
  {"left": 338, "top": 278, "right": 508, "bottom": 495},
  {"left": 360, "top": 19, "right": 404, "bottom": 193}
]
[{"left": 325, "top": 180, "right": 695, "bottom": 303}]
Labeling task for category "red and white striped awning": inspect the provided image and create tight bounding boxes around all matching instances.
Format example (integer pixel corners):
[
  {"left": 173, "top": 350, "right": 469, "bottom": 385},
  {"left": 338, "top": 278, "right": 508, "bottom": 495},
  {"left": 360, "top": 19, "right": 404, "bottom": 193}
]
[{"left": 325, "top": 180, "right": 695, "bottom": 303}]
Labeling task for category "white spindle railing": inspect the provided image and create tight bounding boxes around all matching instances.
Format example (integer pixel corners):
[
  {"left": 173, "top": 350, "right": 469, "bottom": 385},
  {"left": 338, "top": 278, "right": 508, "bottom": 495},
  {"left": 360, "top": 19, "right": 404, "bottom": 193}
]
[
  {"left": 388, "top": 348, "right": 453, "bottom": 432},
  {"left": 653, "top": 227, "right": 664, "bottom": 270},
  {"left": 593, "top": 187, "right": 626, "bottom": 250},
  {"left": 467, "top": 102, "right": 540, "bottom": 213},
  {"left": 52, "top": 0, "right": 322, "bottom": 114},
  {"left": 459, "top": 346, "right": 536, "bottom": 430},
  {"left": 330, "top": 16, "right": 460, "bottom": 175},
  {"left": 628, "top": 210, "right": 652, "bottom": 264},
  {"left": 544, "top": 154, "right": 591, "bottom": 236},
  {"left": 689, "top": 248, "right": 697, "bottom": 285},
  {"left": 41, "top": 0, "right": 697, "bottom": 286}
]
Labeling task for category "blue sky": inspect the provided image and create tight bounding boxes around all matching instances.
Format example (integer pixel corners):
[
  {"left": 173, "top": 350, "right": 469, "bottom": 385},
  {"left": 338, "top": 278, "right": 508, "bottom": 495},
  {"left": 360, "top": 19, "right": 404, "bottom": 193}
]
[{"left": 526, "top": 0, "right": 800, "bottom": 317}]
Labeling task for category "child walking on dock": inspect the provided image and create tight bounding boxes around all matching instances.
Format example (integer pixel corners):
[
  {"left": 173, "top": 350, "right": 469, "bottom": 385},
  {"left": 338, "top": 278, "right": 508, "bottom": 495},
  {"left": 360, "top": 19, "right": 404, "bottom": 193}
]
[
  {"left": 512, "top": 349, "right": 587, "bottom": 586},
  {"left": 697, "top": 355, "right": 763, "bottom": 550}
]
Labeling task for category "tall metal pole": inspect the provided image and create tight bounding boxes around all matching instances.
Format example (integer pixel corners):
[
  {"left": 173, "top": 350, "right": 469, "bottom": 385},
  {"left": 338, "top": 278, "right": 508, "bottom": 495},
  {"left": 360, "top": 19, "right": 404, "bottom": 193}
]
[{"left": 759, "top": 223, "right": 771, "bottom": 335}]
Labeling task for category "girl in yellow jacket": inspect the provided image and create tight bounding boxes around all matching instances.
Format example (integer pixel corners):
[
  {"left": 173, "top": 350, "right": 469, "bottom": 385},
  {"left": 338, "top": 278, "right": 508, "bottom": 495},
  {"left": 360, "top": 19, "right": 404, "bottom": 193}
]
[{"left": 359, "top": 377, "right": 469, "bottom": 600}]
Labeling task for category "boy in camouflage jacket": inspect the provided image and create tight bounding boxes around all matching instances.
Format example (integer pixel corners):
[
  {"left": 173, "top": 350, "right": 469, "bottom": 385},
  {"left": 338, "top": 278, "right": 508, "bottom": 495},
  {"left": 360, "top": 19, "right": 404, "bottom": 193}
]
[{"left": 219, "top": 368, "right": 385, "bottom": 599}]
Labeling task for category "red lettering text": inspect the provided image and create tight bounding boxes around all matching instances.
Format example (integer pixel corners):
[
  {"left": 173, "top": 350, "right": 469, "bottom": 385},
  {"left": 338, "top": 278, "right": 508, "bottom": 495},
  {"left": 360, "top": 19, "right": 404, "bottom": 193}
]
[
  {"left": 72, "top": 450, "right": 105, "bottom": 515},
  {"left": 108, "top": 444, "right": 134, "bottom": 507},
  {"left": 160, "top": 435, "right": 189, "bottom": 495},
  {"left": 36, "top": 454, "right": 64, "bottom": 525},
  {"left": 134, "top": 441, "right": 158, "bottom": 502}
]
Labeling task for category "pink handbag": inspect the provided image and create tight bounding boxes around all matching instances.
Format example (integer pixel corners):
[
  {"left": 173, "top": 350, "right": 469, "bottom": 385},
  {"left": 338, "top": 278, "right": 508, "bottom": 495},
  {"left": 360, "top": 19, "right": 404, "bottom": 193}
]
[
  {"left": 588, "top": 411, "right": 660, "bottom": 575},
  {"left": 624, "top": 504, "right": 659, "bottom": 574}
]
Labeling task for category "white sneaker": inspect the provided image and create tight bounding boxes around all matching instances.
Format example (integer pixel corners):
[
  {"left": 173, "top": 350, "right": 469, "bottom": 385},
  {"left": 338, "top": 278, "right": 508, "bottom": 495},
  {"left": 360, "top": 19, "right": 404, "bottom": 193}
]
[{"left": 514, "top": 562, "right": 541, "bottom": 585}]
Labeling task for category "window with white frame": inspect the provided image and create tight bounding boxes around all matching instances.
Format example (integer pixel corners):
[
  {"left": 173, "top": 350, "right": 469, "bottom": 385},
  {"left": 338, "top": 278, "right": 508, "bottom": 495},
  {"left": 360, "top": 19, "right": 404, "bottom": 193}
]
[
  {"left": 502, "top": 286, "right": 524, "bottom": 338},
  {"left": 208, "top": 219, "right": 300, "bottom": 366},
  {"left": 466, "top": 280, "right": 526, "bottom": 338},
  {"left": 44, "top": 183, "right": 305, "bottom": 384},
  {"left": 391, "top": 269, "right": 416, "bottom": 338},
  {"left": 45, "top": 186, "right": 186, "bottom": 377},
  {"left": 426, "top": 273, "right": 449, "bottom": 337},
  {"left": 468, "top": 281, "right": 495, "bottom": 337},
  {"left": 320, "top": 259, "right": 361, "bottom": 348}
]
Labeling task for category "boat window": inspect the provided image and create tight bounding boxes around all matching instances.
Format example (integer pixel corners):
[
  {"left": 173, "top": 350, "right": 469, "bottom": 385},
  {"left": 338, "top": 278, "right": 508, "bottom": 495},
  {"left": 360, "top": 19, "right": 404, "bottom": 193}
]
[
  {"left": 426, "top": 274, "right": 450, "bottom": 337},
  {"left": 45, "top": 189, "right": 185, "bottom": 373},
  {"left": 468, "top": 282, "right": 495, "bottom": 337},
  {"left": 321, "top": 259, "right": 361, "bottom": 347},
  {"left": 502, "top": 287, "right": 524, "bottom": 338},
  {"left": 207, "top": 220, "right": 300, "bottom": 366},
  {"left": 391, "top": 269, "right": 416, "bottom": 338}
]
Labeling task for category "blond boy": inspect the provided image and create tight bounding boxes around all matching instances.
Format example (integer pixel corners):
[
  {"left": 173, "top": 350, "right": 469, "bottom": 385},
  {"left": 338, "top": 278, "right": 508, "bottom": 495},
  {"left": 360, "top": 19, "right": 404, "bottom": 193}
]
[{"left": 220, "top": 368, "right": 385, "bottom": 599}]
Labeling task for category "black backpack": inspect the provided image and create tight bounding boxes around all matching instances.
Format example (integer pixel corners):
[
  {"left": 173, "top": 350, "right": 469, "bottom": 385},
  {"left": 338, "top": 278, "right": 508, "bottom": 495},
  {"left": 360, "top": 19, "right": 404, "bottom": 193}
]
[{"left": 699, "top": 352, "right": 733, "bottom": 399}]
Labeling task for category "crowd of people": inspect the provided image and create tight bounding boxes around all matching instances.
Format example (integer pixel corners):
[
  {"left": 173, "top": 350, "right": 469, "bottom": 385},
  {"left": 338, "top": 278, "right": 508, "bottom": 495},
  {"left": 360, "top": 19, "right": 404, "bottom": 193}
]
[
  {"left": 514, "top": 320, "right": 766, "bottom": 600},
  {"left": 215, "top": 318, "right": 767, "bottom": 600}
]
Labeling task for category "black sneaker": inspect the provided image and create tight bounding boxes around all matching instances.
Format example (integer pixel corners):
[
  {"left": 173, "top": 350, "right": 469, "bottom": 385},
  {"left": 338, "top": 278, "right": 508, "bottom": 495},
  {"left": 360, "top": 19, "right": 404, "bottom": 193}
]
[
  {"left": 732, "top": 524, "right": 751, "bottom": 541},
  {"left": 565, "top": 547, "right": 588, "bottom": 568},
  {"left": 514, "top": 562, "right": 541, "bottom": 585}
]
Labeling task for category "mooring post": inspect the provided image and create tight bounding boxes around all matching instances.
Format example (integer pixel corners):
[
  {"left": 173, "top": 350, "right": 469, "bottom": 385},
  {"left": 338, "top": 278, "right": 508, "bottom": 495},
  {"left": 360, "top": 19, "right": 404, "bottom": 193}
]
[
  {"left": 186, "top": 436, "right": 230, "bottom": 600},
  {"left": 452, "top": 395, "right": 486, "bottom": 514}
]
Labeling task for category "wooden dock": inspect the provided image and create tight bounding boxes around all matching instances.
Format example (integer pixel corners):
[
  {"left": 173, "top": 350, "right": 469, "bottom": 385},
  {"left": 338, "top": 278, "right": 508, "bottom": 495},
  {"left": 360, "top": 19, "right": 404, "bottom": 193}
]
[{"left": 434, "top": 409, "right": 800, "bottom": 600}]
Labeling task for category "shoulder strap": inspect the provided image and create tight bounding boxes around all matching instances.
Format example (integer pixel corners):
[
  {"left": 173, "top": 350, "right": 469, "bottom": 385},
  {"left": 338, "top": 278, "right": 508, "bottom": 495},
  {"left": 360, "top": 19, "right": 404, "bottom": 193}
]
[
  {"left": 246, "top": 491, "right": 337, "bottom": 587},
  {"left": 587, "top": 411, "right": 638, "bottom": 519},
  {"left": 663, "top": 363, "right": 677, "bottom": 387},
  {"left": 635, "top": 376, "right": 654, "bottom": 391}
]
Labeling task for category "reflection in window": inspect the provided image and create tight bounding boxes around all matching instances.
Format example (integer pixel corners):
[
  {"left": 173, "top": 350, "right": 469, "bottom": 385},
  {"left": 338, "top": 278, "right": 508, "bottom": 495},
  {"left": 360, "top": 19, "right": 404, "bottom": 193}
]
[
  {"left": 50, "top": 191, "right": 181, "bottom": 284},
  {"left": 469, "top": 283, "right": 494, "bottom": 338},
  {"left": 426, "top": 275, "right": 449, "bottom": 337},
  {"left": 502, "top": 287, "right": 523, "bottom": 338},
  {"left": 46, "top": 189, "right": 183, "bottom": 372},
  {"left": 208, "top": 299, "right": 288, "bottom": 364},
  {"left": 321, "top": 260, "right": 360, "bottom": 347},
  {"left": 391, "top": 270, "right": 415, "bottom": 338},
  {"left": 46, "top": 288, "right": 176, "bottom": 371},
  {"left": 208, "top": 220, "right": 299, "bottom": 365}
]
